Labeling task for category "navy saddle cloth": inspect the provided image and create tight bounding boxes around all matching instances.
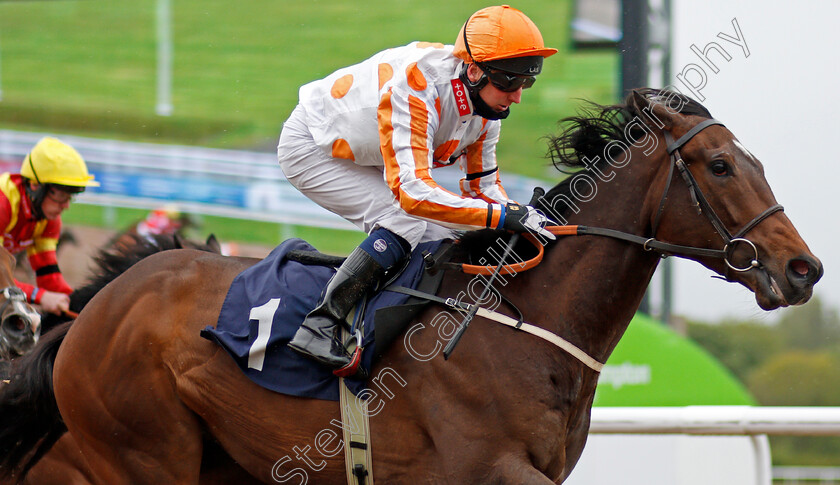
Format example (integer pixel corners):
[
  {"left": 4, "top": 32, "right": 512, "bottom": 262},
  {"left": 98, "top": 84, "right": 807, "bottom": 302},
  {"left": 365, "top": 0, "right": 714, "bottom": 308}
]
[{"left": 201, "top": 238, "right": 443, "bottom": 401}]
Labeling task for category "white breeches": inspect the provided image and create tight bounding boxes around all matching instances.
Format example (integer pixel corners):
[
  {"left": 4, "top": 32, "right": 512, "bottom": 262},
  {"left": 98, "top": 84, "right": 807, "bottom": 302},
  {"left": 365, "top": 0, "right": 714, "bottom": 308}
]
[{"left": 277, "top": 105, "right": 454, "bottom": 249}]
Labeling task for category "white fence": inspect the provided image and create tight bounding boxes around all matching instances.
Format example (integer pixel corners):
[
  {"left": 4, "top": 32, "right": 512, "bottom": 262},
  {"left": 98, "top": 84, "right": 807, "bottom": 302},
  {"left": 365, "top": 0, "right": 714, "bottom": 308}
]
[
  {"left": 566, "top": 406, "right": 840, "bottom": 485},
  {"left": 589, "top": 406, "right": 840, "bottom": 436},
  {"left": 0, "top": 129, "right": 546, "bottom": 230},
  {"left": 773, "top": 467, "right": 840, "bottom": 484}
]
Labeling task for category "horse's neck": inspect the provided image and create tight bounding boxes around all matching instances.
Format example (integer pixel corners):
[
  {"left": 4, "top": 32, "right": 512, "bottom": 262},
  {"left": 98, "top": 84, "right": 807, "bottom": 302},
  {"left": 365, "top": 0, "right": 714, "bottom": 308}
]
[{"left": 524, "top": 152, "right": 666, "bottom": 365}]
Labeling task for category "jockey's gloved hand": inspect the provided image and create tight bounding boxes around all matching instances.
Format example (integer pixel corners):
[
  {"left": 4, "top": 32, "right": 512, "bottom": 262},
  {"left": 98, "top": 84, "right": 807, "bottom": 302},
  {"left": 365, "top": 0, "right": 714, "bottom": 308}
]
[{"left": 502, "top": 203, "right": 556, "bottom": 240}]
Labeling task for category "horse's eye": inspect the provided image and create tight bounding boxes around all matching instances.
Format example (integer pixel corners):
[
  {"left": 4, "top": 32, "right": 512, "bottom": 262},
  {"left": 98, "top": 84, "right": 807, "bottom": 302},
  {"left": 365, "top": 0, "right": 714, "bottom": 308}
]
[{"left": 711, "top": 160, "right": 729, "bottom": 176}]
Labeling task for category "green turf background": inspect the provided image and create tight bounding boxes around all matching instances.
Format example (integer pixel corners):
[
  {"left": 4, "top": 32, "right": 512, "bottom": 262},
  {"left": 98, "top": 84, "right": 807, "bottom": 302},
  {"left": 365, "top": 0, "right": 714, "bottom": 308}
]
[{"left": 0, "top": 0, "right": 617, "bottom": 181}]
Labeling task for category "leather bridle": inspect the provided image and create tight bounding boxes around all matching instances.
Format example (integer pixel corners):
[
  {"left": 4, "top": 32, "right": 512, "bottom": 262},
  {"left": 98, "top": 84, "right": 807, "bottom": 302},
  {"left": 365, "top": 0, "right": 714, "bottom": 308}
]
[
  {"left": 436, "top": 117, "right": 785, "bottom": 365},
  {"left": 571, "top": 118, "right": 783, "bottom": 273},
  {"left": 454, "top": 118, "right": 785, "bottom": 277},
  {"left": 656, "top": 118, "right": 784, "bottom": 271}
]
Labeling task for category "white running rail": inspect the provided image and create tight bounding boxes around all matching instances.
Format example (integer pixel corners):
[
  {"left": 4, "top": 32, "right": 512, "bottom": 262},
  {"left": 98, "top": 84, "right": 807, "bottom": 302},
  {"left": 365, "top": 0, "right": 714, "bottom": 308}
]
[
  {"left": 0, "top": 129, "right": 547, "bottom": 230},
  {"left": 589, "top": 406, "right": 840, "bottom": 436}
]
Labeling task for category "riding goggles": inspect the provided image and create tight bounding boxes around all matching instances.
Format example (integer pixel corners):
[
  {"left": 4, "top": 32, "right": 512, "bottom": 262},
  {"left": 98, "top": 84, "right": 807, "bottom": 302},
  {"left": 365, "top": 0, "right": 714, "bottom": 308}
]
[
  {"left": 479, "top": 64, "right": 536, "bottom": 92},
  {"left": 46, "top": 188, "right": 76, "bottom": 204}
]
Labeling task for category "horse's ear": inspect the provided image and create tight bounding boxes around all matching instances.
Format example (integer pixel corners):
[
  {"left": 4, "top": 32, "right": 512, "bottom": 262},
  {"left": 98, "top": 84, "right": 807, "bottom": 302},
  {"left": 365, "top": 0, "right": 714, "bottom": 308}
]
[
  {"left": 205, "top": 234, "right": 223, "bottom": 254},
  {"left": 173, "top": 233, "right": 187, "bottom": 249},
  {"left": 632, "top": 89, "right": 681, "bottom": 132}
]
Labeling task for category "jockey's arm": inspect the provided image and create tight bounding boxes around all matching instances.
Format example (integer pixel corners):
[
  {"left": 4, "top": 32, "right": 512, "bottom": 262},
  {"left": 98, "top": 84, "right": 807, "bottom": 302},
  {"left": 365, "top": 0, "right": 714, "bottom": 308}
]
[
  {"left": 14, "top": 278, "right": 70, "bottom": 315},
  {"left": 379, "top": 87, "right": 506, "bottom": 231},
  {"left": 26, "top": 227, "right": 73, "bottom": 314},
  {"left": 17, "top": 259, "right": 72, "bottom": 315},
  {"left": 457, "top": 121, "right": 511, "bottom": 205}
]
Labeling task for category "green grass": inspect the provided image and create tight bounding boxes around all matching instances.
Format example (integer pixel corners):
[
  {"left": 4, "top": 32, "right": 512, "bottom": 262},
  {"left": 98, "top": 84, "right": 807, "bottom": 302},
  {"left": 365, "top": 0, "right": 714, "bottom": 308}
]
[
  {"left": 2, "top": 1, "right": 617, "bottom": 248},
  {"left": 0, "top": 0, "right": 617, "bottom": 168}
]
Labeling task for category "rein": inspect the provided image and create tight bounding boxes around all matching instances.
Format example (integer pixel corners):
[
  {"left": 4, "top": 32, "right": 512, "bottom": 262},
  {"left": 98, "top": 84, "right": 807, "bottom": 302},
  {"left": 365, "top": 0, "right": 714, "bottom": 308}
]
[
  {"left": 431, "top": 118, "right": 783, "bottom": 372},
  {"left": 458, "top": 118, "right": 783, "bottom": 276}
]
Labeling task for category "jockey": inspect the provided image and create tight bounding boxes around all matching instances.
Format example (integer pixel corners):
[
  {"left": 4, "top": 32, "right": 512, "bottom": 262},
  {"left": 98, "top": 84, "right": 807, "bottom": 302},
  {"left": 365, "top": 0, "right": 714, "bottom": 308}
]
[
  {"left": 279, "top": 5, "right": 558, "bottom": 368},
  {"left": 136, "top": 205, "right": 183, "bottom": 243},
  {"left": 0, "top": 137, "right": 99, "bottom": 315}
]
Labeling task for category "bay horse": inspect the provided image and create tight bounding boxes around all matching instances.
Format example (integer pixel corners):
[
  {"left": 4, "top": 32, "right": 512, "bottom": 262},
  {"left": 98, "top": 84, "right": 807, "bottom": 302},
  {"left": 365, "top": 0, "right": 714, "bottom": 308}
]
[
  {"left": 0, "top": 88, "right": 824, "bottom": 484},
  {"left": 0, "top": 232, "right": 252, "bottom": 485}
]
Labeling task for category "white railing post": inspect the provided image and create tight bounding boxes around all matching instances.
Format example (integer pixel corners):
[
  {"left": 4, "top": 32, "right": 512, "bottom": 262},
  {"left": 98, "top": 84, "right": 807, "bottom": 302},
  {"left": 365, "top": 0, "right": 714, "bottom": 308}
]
[{"left": 156, "top": 0, "right": 173, "bottom": 116}]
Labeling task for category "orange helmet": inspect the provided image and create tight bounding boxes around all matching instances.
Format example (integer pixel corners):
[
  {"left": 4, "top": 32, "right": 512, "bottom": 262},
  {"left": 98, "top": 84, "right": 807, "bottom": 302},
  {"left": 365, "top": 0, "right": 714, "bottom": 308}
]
[{"left": 453, "top": 5, "right": 558, "bottom": 75}]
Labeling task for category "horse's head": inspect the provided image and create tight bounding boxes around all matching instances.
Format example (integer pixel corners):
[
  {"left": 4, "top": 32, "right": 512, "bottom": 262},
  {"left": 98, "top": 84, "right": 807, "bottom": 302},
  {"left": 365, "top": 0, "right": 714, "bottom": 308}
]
[
  {"left": 0, "top": 249, "right": 41, "bottom": 360},
  {"left": 634, "top": 89, "right": 822, "bottom": 310}
]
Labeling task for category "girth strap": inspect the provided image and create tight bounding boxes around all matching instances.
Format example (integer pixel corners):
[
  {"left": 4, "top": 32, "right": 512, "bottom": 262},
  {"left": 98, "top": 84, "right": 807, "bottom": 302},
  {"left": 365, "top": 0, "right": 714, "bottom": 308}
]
[
  {"left": 385, "top": 286, "right": 604, "bottom": 372},
  {"left": 338, "top": 376, "right": 374, "bottom": 485},
  {"left": 338, "top": 316, "right": 374, "bottom": 485}
]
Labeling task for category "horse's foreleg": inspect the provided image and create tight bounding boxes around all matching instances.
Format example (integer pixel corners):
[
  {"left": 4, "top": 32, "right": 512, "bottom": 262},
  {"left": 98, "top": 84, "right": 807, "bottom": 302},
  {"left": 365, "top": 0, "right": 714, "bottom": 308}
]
[
  {"left": 19, "top": 433, "right": 94, "bottom": 485},
  {"left": 56, "top": 372, "right": 205, "bottom": 485},
  {"left": 54, "top": 330, "right": 206, "bottom": 483}
]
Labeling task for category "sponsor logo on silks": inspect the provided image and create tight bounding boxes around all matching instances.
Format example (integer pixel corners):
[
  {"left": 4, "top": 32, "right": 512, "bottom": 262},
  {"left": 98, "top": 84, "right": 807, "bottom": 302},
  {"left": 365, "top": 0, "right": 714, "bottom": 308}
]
[
  {"left": 450, "top": 79, "right": 471, "bottom": 117},
  {"left": 373, "top": 239, "right": 388, "bottom": 253}
]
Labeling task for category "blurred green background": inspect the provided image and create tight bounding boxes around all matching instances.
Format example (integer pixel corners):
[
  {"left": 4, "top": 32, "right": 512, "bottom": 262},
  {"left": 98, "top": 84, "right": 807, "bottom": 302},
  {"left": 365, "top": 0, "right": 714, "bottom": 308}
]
[
  {"left": 0, "top": 0, "right": 617, "bottom": 251},
  {"left": 0, "top": 0, "right": 617, "bottom": 180}
]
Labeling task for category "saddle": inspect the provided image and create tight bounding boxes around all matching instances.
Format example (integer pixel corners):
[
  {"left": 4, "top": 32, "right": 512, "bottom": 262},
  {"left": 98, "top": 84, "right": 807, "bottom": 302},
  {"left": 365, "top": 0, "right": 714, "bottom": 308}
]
[
  {"left": 202, "top": 232, "right": 544, "bottom": 401},
  {"left": 201, "top": 238, "right": 451, "bottom": 401},
  {"left": 286, "top": 241, "right": 453, "bottom": 363}
]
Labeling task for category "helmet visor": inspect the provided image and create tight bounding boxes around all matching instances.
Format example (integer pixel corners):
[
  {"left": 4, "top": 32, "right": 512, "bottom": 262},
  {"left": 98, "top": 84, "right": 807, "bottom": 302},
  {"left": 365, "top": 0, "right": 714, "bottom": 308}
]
[{"left": 479, "top": 64, "right": 536, "bottom": 92}]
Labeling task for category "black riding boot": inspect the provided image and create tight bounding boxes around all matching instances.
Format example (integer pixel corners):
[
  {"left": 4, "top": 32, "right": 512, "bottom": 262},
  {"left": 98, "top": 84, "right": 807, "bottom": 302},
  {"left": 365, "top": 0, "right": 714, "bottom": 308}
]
[{"left": 288, "top": 247, "right": 385, "bottom": 368}]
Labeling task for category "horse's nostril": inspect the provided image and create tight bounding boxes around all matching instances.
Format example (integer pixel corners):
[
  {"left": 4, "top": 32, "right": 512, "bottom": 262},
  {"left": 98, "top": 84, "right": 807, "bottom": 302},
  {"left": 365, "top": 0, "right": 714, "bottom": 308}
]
[
  {"left": 2, "top": 316, "right": 27, "bottom": 332},
  {"left": 790, "top": 259, "right": 810, "bottom": 277},
  {"left": 787, "top": 257, "right": 823, "bottom": 287}
]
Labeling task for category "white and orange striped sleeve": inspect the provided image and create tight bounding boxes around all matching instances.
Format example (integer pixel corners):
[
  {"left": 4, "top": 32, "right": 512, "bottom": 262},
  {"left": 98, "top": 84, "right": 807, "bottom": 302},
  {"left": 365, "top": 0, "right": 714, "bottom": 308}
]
[
  {"left": 378, "top": 69, "right": 504, "bottom": 231},
  {"left": 459, "top": 120, "right": 510, "bottom": 205}
]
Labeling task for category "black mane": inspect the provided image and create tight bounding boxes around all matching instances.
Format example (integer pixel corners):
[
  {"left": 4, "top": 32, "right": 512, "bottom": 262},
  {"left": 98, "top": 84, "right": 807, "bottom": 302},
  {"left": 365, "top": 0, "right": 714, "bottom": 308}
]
[
  {"left": 538, "top": 88, "right": 712, "bottom": 218},
  {"left": 448, "top": 89, "right": 713, "bottom": 260},
  {"left": 68, "top": 234, "right": 188, "bottom": 311}
]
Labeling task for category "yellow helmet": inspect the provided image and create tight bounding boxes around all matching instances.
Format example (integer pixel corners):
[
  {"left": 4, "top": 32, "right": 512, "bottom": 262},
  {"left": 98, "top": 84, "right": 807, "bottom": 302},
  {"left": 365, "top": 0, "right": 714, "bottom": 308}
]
[{"left": 20, "top": 137, "right": 99, "bottom": 188}]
